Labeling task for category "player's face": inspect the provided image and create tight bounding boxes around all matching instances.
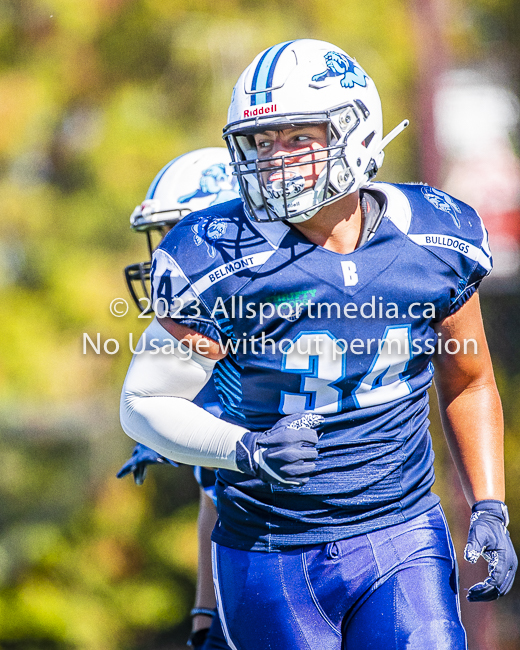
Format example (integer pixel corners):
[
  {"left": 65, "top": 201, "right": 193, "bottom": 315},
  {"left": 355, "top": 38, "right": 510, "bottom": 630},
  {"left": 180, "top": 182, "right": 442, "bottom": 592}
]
[{"left": 253, "top": 125, "right": 328, "bottom": 191}]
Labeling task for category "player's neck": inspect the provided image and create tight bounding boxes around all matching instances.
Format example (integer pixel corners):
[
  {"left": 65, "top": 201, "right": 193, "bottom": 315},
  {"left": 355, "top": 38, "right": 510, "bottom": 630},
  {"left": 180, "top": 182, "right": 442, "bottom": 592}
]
[{"left": 291, "top": 191, "right": 362, "bottom": 254}]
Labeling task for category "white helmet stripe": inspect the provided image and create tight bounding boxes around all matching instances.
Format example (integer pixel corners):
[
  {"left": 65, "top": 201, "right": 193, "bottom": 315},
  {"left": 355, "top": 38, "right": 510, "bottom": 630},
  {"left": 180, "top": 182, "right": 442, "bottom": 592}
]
[{"left": 145, "top": 156, "right": 183, "bottom": 199}]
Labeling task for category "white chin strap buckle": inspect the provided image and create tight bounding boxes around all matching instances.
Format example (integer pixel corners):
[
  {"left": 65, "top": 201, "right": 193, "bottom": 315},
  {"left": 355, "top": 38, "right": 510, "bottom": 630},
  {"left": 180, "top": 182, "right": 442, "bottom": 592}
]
[{"left": 380, "top": 119, "right": 409, "bottom": 152}]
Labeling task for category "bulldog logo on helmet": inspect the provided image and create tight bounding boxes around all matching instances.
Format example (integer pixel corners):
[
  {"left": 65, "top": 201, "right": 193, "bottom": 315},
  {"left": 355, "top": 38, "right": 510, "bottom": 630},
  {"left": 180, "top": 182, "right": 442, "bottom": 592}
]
[
  {"left": 179, "top": 164, "right": 238, "bottom": 205},
  {"left": 312, "top": 51, "right": 367, "bottom": 89}
]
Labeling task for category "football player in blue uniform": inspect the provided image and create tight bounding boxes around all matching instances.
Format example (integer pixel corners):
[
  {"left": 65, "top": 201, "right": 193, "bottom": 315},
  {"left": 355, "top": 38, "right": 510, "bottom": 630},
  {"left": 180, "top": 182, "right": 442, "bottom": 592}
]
[
  {"left": 120, "top": 39, "right": 517, "bottom": 650},
  {"left": 118, "top": 147, "right": 236, "bottom": 650}
]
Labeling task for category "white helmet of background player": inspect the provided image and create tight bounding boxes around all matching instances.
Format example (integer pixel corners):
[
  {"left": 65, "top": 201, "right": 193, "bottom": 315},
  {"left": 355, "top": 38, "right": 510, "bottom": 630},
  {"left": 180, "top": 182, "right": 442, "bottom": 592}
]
[
  {"left": 125, "top": 147, "right": 239, "bottom": 311},
  {"left": 223, "top": 39, "right": 408, "bottom": 223}
]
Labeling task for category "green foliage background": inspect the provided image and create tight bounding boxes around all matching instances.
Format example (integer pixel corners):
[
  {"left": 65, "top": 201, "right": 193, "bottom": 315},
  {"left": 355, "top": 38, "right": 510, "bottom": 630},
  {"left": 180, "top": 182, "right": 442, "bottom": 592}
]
[{"left": 0, "top": 1, "right": 519, "bottom": 648}]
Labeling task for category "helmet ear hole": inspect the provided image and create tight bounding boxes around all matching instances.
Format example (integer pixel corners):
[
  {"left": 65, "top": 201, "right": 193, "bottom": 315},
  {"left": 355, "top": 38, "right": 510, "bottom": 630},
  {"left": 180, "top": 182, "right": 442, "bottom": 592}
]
[
  {"left": 362, "top": 132, "right": 375, "bottom": 148},
  {"left": 364, "top": 158, "right": 379, "bottom": 179}
]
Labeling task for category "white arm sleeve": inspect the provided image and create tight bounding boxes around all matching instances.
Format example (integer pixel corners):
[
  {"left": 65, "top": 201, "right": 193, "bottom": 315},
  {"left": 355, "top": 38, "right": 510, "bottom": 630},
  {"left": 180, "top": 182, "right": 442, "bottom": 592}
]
[{"left": 120, "top": 317, "right": 248, "bottom": 469}]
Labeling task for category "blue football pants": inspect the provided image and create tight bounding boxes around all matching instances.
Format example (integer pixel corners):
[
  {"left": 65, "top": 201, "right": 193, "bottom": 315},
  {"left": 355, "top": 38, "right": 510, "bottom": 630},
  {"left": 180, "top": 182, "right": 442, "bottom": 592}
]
[
  {"left": 203, "top": 614, "right": 231, "bottom": 650},
  {"left": 212, "top": 505, "right": 467, "bottom": 650}
]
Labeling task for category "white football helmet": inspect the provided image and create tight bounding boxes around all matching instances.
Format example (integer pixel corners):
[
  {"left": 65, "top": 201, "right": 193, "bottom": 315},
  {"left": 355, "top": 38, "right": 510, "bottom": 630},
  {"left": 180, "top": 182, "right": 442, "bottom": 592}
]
[
  {"left": 223, "top": 39, "right": 408, "bottom": 223},
  {"left": 125, "top": 147, "right": 239, "bottom": 311}
]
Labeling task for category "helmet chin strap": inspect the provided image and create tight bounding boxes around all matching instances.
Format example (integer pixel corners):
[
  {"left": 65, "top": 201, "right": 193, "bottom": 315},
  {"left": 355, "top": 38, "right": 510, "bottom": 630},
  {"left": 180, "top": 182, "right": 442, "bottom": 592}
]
[
  {"left": 364, "top": 119, "right": 409, "bottom": 183},
  {"left": 380, "top": 119, "right": 409, "bottom": 152}
]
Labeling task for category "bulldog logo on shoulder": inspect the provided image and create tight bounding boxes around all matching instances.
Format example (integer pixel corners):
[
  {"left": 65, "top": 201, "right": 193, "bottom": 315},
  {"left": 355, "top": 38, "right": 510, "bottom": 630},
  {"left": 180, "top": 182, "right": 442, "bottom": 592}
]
[
  {"left": 421, "top": 186, "right": 462, "bottom": 229},
  {"left": 192, "top": 215, "right": 228, "bottom": 258}
]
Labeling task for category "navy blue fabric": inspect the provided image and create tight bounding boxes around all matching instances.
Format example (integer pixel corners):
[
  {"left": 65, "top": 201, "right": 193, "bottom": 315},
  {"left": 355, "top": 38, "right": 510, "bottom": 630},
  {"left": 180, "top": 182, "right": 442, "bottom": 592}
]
[
  {"left": 151, "top": 183, "right": 491, "bottom": 551},
  {"left": 203, "top": 614, "right": 231, "bottom": 650},
  {"left": 213, "top": 505, "right": 467, "bottom": 650},
  {"left": 192, "top": 377, "right": 221, "bottom": 409}
]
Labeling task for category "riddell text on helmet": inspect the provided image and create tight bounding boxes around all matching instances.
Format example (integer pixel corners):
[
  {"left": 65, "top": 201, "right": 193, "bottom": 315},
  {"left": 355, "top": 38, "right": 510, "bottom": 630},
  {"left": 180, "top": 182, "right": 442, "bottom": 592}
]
[{"left": 243, "top": 104, "right": 277, "bottom": 118}]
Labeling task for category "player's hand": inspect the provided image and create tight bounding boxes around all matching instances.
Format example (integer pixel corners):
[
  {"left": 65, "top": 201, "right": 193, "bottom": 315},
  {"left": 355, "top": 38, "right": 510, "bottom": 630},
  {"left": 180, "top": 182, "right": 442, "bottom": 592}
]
[
  {"left": 116, "top": 443, "right": 178, "bottom": 485},
  {"left": 235, "top": 413, "right": 323, "bottom": 486},
  {"left": 464, "top": 499, "right": 518, "bottom": 601}
]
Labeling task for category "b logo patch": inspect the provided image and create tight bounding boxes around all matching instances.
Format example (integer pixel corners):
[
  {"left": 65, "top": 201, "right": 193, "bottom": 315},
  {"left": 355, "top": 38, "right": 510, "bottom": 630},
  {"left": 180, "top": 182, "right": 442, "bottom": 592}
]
[{"left": 341, "top": 260, "right": 359, "bottom": 286}]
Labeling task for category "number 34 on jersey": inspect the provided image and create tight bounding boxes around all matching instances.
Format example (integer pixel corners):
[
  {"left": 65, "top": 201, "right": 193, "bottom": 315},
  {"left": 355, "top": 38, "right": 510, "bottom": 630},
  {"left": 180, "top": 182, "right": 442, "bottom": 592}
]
[{"left": 279, "top": 326, "right": 413, "bottom": 415}]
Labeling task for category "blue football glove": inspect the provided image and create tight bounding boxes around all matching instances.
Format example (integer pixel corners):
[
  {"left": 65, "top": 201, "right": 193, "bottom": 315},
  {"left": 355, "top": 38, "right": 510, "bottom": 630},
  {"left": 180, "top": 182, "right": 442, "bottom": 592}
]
[
  {"left": 116, "top": 443, "right": 178, "bottom": 485},
  {"left": 236, "top": 413, "right": 323, "bottom": 486},
  {"left": 464, "top": 499, "right": 518, "bottom": 601}
]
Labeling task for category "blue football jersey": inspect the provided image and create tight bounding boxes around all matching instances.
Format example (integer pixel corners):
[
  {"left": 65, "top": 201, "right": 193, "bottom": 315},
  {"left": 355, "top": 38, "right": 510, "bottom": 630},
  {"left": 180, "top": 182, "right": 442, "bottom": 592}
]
[{"left": 151, "top": 183, "right": 491, "bottom": 551}]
